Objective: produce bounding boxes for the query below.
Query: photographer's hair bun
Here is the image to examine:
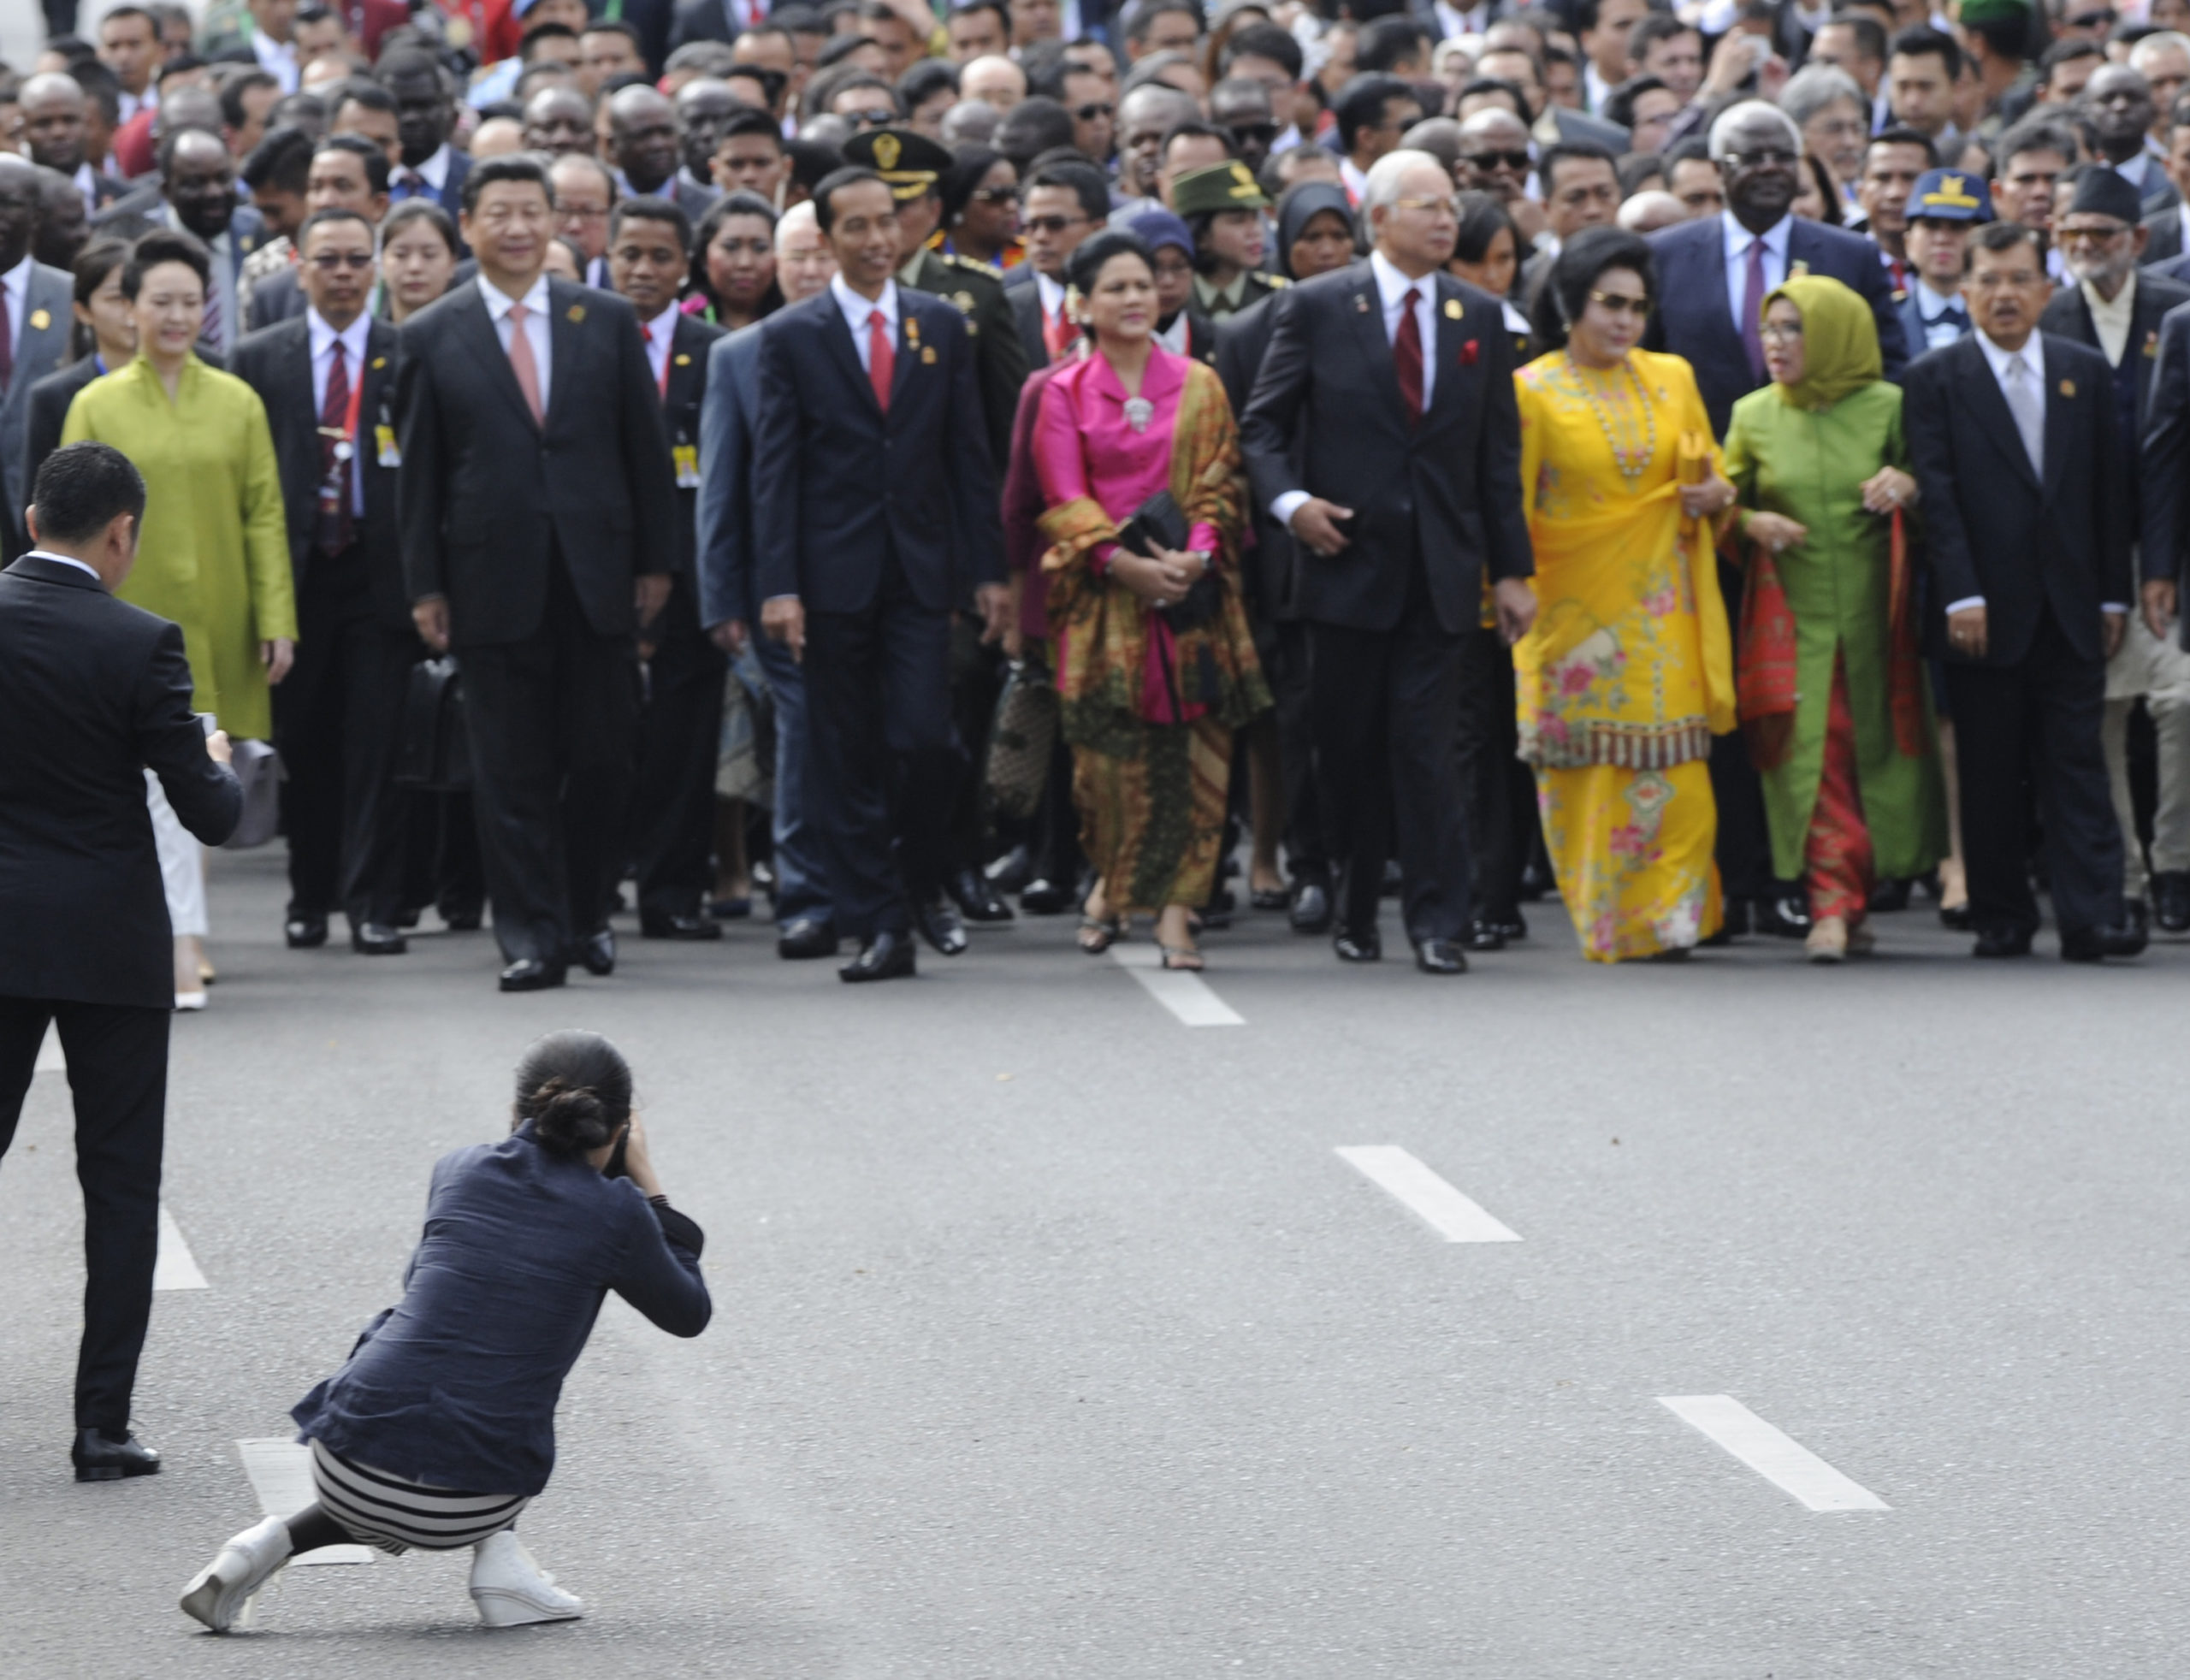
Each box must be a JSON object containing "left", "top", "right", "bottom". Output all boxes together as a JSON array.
[{"left": 512, "top": 1031, "right": 633, "bottom": 1154}]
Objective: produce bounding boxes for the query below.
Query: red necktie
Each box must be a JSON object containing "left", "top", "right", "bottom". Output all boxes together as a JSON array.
[
  {"left": 642, "top": 322, "right": 670, "bottom": 399},
  {"left": 316, "top": 340, "right": 353, "bottom": 553},
  {"left": 1043, "top": 299, "right": 1071, "bottom": 361},
  {"left": 867, "top": 309, "right": 894, "bottom": 414},
  {"left": 1394, "top": 286, "right": 1423, "bottom": 424}
]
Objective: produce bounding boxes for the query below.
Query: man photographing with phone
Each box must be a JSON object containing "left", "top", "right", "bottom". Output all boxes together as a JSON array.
[{"left": 0, "top": 442, "right": 241, "bottom": 1482}]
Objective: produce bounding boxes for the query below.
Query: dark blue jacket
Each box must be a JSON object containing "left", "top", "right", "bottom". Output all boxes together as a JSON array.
[
  {"left": 695, "top": 320, "right": 764, "bottom": 630},
  {"left": 291, "top": 1126, "right": 710, "bottom": 1495}
]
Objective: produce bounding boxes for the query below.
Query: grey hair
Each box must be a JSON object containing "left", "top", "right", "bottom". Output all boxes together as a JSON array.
[
  {"left": 2131, "top": 30, "right": 2190, "bottom": 68},
  {"left": 1362, "top": 147, "right": 1445, "bottom": 220},
  {"left": 1708, "top": 98, "right": 1803, "bottom": 163},
  {"left": 1778, "top": 65, "right": 1866, "bottom": 131}
]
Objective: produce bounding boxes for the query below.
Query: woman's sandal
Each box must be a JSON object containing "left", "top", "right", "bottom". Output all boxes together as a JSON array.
[
  {"left": 1078, "top": 914, "right": 1124, "bottom": 954},
  {"left": 1158, "top": 944, "right": 1204, "bottom": 971}
]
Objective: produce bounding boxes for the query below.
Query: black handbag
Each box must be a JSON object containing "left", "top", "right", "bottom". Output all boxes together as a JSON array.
[
  {"left": 393, "top": 655, "right": 472, "bottom": 791},
  {"left": 1116, "top": 489, "right": 1222, "bottom": 633}
]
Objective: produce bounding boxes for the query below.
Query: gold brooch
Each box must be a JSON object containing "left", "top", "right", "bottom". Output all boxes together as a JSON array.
[
  {"left": 370, "top": 355, "right": 388, "bottom": 370},
  {"left": 921, "top": 346, "right": 937, "bottom": 364},
  {"left": 28, "top": 308, "right": 50, "bottom": 330},
  {"left": 566, "top": 305, "right": 585, "bottom": 322},
  {"left": 2058, "top": 378, "right": 2075, "bottom": 398},
  {"left": 674, "top": 352, "right": 691, "bottom": 365},
  {"left": 1443, "top": 299, "right": 1462, "bottom": 319}
]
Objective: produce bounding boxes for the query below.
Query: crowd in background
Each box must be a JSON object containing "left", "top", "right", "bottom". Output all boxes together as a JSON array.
[{"left": 6, "top": 0, "right": 2190, "bottom": 990}]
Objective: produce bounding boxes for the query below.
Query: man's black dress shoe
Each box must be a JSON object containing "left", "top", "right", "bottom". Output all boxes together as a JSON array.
[
  {"left": 1020, "top": 877, "right": 1074, "bottom": 914},
  {"left": 73, "top": 1427, "right": 160, "bottom": 1482},
  {"left": 395, "top": 905, "right": 423, "bottom": 930},
  {"left": 1414, "top": 938, "right": 1469, "bottom": 974},
  {"left": 284, "top": 915, "right": 328, "bottom": 949},
  {"left": 778, "top": 915, "right": 839, "bottom": 960},
  {"left": 1334, "top": 924, "right": 1382, "bottom": 962},
  {"left": 2061, "top": 920, "right": 2149, "bottom": 962},
  {"left": 1484, "top": 911, "right": 1527, "bottom": 942},
  {"left": 499, "top": 958, "right": 567, "bottom": 991},
  {"left": 1289, "top": 879, "right": 1332, "bottom": 934},
  {"left": 1972, "top": 927, "right": 2034, "bottom": 958},
  {"left": 642, "top": 912, "right": 723, "bottom": 940},
  {"left": 914, "top": 896, "right": 969, "bottom": 955},
  {"left": 986, "top": 843, "right": 1033, "bottom": 895},
  {"left": 440, "top": 900, "right": 484, "bottom": 932},
  {"left": 840, "top": 930, "right": 916, "bottom": 981},
  {"left": 577, "top": 928, "right": 616, "bottom": 975},
  {"left": 1868, "top": 877, "right": 1913, "bottom": 914},
  {"left": 351, "top": 923, "right": 407, "bottom": 955},
  {"left": 1464, "top": 920, "right": 1506, "bottom": 952},
  {"left": 1751, "top": 896, "right": 1811, "bottom": 938},
  {"left": 2153, "top": 870, "right": 2190, "bottom": 934},
  {"left": 948, "top": 867, "right": 1015, "bottom": 923}
]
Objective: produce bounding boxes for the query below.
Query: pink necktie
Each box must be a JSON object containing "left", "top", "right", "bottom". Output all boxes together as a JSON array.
[{"left": 506, "top": 301, "right": 543, "bottom": 425}]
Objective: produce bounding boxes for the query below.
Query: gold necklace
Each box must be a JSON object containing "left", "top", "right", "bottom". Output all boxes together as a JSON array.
[{"left": 1566, "top": 351, "right": 1656, "bottom": 488}]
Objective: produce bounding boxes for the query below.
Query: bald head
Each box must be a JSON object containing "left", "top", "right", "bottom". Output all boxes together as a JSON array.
[
  {"left": 20, "top": 72, "right": 90, "bottom": 174},
  {"left": 0, "top": 155, "right": 39, "bottom": 273},
  {"left": 607, "top": 83, "right": 679, "bottom": 194},
  {"left": 961, "top": 55, "right": 1027, "bottom": 109},
  {"left": 524, "top": 86, "right": 596, "bottom": 156}
]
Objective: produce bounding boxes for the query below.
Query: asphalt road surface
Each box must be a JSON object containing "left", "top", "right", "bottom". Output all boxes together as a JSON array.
[{"left": 5, "top": 847, "right": 2187, "bottom": 1678}]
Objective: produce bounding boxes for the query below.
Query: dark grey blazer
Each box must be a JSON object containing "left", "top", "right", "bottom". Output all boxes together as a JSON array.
[{"left": 1, "top": 260, "right": 77, "bottom": 551}]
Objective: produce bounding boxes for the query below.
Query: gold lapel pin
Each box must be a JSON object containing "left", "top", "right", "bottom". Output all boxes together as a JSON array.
[
  {"left": 566, "top": 304, "right": 585, "bottom": 322},
  {"left": 905, "top": 316, "right": 920, "bottom": 345},
  {"left": 674, "top": 352, "right": 691, "bottom": 365},
  {"left": 28, "top": 308, "right": 50, "bottom": 331},
  {"left": 1443, "top": 298, "right": 1462, "bottom": 320},
  {"left": 2058, "top": 378, "right": 2075, "bottom": 398},
  {"left": 370, "top": 355, "right": 388, "bottom": 370},
  {"left": 921, "top": 346, "right": 938, "bottom": 364}
]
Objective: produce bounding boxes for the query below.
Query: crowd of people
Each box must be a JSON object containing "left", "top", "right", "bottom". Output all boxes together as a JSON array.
[{"left": 4, "top": 0, "right": 2189, "bottom": 985}]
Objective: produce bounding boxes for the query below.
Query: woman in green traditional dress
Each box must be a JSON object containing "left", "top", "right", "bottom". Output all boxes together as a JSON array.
[{"left": 1720, "top": 275, "right": 1946, "bottom": 962}]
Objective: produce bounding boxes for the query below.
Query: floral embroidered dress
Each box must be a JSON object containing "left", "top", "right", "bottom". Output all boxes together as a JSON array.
[
  {"left": 1512, "top": 347, "right": 1736, "bottom": 961},
  {"left": 1030, "top": 346, "right": 1269, "bottom": 912}
]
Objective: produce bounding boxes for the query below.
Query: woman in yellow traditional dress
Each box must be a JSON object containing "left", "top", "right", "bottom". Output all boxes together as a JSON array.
[
  {"left": 1512, "top": 227, "right": 1737, "bottom": 961},
  {"left": 62, "top": 229, "right": 294, "bottom": 1003}
]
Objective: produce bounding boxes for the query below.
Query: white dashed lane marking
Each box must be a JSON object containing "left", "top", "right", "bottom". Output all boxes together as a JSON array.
[
  {"left": 1335, "top": 1145, "right": 1523, "bottom": 1242},
  {"left": 34, "top": 1026, "right": 63, "bottom": 1074},
  {"left": 154, "top": 1204, "right": 209, "bottom": 1292},
  {"left": 1658, "top": 1395, "right": 1891, "bottom": 1511},
  {"left": 1109, "top": 944, "right": 1245, "bottom": 1026}
]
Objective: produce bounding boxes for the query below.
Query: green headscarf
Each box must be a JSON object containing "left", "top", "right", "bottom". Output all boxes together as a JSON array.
[{"left": 1762, "top": 274, "right": 1881, "bottom": 411}]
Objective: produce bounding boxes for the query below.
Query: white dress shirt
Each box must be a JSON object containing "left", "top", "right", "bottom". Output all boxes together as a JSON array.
[
  {"left": 1722, "top": 211, "right": 1793, "bottom": 335},
  {"left": 72, "top": 161, "right": 102, "bottom": 217},
  {"left": 2082, "top": 269, "right": 2137, "bottom": 368},
  {"left": 1032, "top": 267, "right": 1067, "bottom": 334},
  {"left": 1912, "top": 277, "right": 1968, "bottom": 352},
  {"left": 252, "top": 28, "right": 300, "bottom": 95},
  {"left": 0, "top": 253, "right": 30, "bottom": 365},
  {"left": 308, "top": 308, "right": 373, "bottom": 516},
  {"left": 394, "top": 144, "right": 453, "bottom": 199},
  {"left": 27, "top": 549, "right": 100, "bottom": 582},
  {"left": 831, "top": 272, "right": 900, "bottom": 376},
  {"left": 1340, "top": 156, "right": 1370, "bottom": 206},
  {"left": 1270, "top": 251, "right": 1440, "bottom": 526},
  {"left": 640, "top": 300, "right": 682, "bottom": 390},
  {"left": 2113, "top": 151, "right": 2156, "bottom": 197},
  {"left": 478, "top": 272, "right": 553, "bottom": 411}
]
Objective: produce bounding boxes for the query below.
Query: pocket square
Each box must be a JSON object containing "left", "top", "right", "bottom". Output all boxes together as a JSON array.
[{"left": 1459, "top": 339, "right": 1480, "bottom": 367}]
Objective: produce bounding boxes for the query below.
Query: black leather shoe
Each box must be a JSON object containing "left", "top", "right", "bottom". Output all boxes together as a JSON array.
[
  {"left": 948, "top": 867, "right": 1015, "bottom": 923},
  {"left": 778, "top": 915, "right": 839, "bottom": 960},
  {"left": 641, "top": 912, "right": 724, "bottom": 940},
  {"left": 1334, "top": 924, "right": 1382, "bottom": 962},
  {"left": 840, "top": 930, "right": 916, "bottom": 982},
  {"left": 1486, "top": 912, "right": 1527, "bottom": 942},
  {"left": 1464, "top": 920, "right": 1506, "bottom": 952},
  {"left": 2061, "top": 920, "right": 2149, "bottom": 962},
  {"left": 1938, "top": 901, "right": 1973, "bottom": 932},
  {"left": 1289, "top": 879, "right": 1332, "bottom": 934},
  {"left": 577, "top": 928, "right": 616, "bottom": 975},
  {"left": 914, "top": 895, "right": 969, "bottom": 955},
  {"left": 1972, "top": 927, "right": 2034, "bottom": 958},
  {"left": 284, "top": 915, "right": 328, "bottom": 949},
  {"left": 440, "top": 900, "right": 483, "bottom": 932},
  {"left": 1868, "top": 877, "right": 1913, "bottom": 914},
  {"left": 394, "top": 904, "right": 423, "bottom": 930},
  {"left": 499, "top": 958, "right": 567, "bottom": 991},
  {"left": 73, "top": 1427, "right": 160, "bottom": 1482},
  {"left": 2153, "top": 870, "right": 2190, "bottom": 934},
  {"left": 1020, "top": 877, "right": 1074, "bottom": 914},
  {"left": 1414, "top": 938, "right": 1469, "bottom": 974},
  {"left": 1751, "top": 896, "right": 1811, "bottom": 938},
  {"left": 350, "top": 923, "right": 407, "bottom": 955},
  {"left": 986, "top": 843, "right": 1033, "bottom": 895}
]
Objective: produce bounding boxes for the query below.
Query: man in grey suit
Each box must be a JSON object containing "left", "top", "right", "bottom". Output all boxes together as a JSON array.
[{"left": 0, "top": 157, "right": 78, "bottom": 564}]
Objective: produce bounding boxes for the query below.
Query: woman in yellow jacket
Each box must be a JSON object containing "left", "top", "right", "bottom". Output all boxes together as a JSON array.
[{"left": 62, "top": 229, "right": 293, "bottom": 1004}]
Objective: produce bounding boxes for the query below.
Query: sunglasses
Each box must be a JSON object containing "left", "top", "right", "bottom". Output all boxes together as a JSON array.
[
  {"left": 970, "top": 184, "right": 1021, "bottom": 204},
  {"left": 1023, "top": 213, "right": 1087, "bottom": 234},
  {"left": 1464, "top": 148, "right": 1531, "bottom": 171},
  {"left": 1589, "top": 290, "right": 1652, "bottom": 316},
  {"left": 844, "top": 107, "right": 897, "bottom": 127},
  {"left": 307, "top": 251, "right": 376, "bottom": 270},
  {"left": 1226, "top": 121, "right": 1280, "bottom": 145},
  {"left": 1073, "top": 101, "right": 1115, "bottom": 121}
]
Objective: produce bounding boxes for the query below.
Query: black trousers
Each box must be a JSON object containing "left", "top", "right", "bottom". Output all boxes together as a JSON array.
[
  {"left": 274, "top": 558, "right": 417, "bottom": 928},
  {"left": 1946, "top": 610, "right": 2124, "bottom": 939},
  {"left": 0, "top": 997, "right": 169, "bottom": 1432},
  {"left": 459, "top": 562, "right": 639, "bottom": 966},
  {"left": 1308, "top": 602, "right": 1472, "bottom": 945},
  {"left": 630, "top": 619, "right": 727, "bottom": 920},
  {"left": 1454, "top": 624, "right": 1536, "bottom": 924},
  {"left": 1266, "top": 617, "right": 1326, "bottom": 883},
  {"left": 803, "top": 564, "right": 956, "bottom": 941}
]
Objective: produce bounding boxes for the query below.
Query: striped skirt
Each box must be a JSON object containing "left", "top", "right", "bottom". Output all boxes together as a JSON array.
[{"left": 308, "top": 1439, "right": 530, "bottom": 1555}]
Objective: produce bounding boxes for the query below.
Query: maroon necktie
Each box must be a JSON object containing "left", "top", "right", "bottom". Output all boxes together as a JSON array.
[
  {"left": 1741, "top": 239, "right": 1768, "bottom": 385},
  {"left": 1394, "top": 286, "right": 1423, "bottom": 424},
  {"left": 316, "top": 340, "right": 353, "bottom": 553}
]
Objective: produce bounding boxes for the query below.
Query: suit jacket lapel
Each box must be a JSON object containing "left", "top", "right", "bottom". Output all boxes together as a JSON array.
[
  {"left": 453, "top": 286, "right": 541, "bottom": 434},
  {"left": 821, "top": 299, "right": 881, "bottom": 417},
  {"left": 1959, "top": 337, "right": 2041, "bottom": 493},
  {"left": 1344, "top": 264, "right": 1408, "bottom": 425},
  {"left": 2041, "top": 337, "right": 2075, "bottom": 506},
  {"left": 543, "top": 279, "right": 582, "bottom": 432},
  {"left": 1427, "top": 273, "right": 1467, "bottom": 421},
  {"left": 1696, "top": 222, "right": 1747, "bottom": 364},
  {"left": 9, "top": 269, "right": 71, "bottom": 399},
  {"left": 888, "top": 299, "right": 916, "bottom": 417}
]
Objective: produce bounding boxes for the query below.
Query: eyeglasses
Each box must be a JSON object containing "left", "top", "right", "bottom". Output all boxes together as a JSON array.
[
  {"left": 1464, "top": 148, "right": 1531, "bottom": 171},
  {"left": 2068, "top": 8, "right": 2117, "bottom": 24},
  {"left": 559, "top": 204, "right": 610, "bottom": 222},
  {"left": 1760, "top": 321, "right": 1802, "bottom": 342},
  {"left": 1394, "top": 194, "right": 1461, "bottom": 216},
  {"left": 1725, "top": 147, "right": 1798, "bottom": 168},
  {"left": 844, "top": 107, "right": 897, "bottom": 127},
  {"left": 970, "top": 184, "right": 1021, "bottom": 204},
  {"left": 1226, "top": 121, "right": 1279, "bottom": 145},
  {"left": 1073, "top": 101, "right": 1115, "bottom": 121},
  {"left": 2057, "top": 222, "right": 2132, "bottom": 244},
  {"left": 307, "top": 251, "right": 376, "bottom": 270},
  {"left": 1024, "top": 212, "right": 1088, "bottom": 234},
  {"left": 1588, "top": 290, "right": 1651, "bottom": 316}
]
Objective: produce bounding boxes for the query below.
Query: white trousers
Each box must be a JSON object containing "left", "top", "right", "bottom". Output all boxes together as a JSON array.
[{"left": 145, "top": 769, "right": 208, "bottom": 938}]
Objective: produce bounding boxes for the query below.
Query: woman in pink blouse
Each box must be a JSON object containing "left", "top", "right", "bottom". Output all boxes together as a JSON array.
[{"left": 1024, "top": 231, "right": 1271, "bottom": 970}]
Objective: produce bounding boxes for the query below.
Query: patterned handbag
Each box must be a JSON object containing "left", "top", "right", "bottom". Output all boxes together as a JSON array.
[{"left": 983, "top": 648, "right": 1058, "bottom": 821}]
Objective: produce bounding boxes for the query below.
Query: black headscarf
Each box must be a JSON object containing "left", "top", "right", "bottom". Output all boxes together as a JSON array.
[{"left": 1273, "top": 180, "right": 1355, "bottom": 280}]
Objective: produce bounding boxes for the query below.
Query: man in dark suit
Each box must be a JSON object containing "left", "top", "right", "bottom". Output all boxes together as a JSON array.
[
  {"left": 751, "top": 166, "right": 1009, "bottom": 981},
  {"left": 695, "top": 199, "right": 840, "bottom": 961},
  {"left": 0, "top": 157, "right": 77, "bottom": 564},
  {"left": 2129, "top": 287, "right": 2190, "bottom": 934},
  {"left": 1645, "top": 100, "right": 1906, "bottom": 938},
  {"left": 234, "top": 208, "right": 417, "bottom": 958},
  {"left": 607, "top": 86, "right": 719, "bottom": 225},
  {"left": 0, "top": 443, "right": 240, "bottom": 1480},
  {"left": 605, "top": 196, "right": 729, "bottom": 943},
  {"left": 1905, "top": 221, "right": 2144, "bottom": 961},
  {"left": 1006, "top": 159, "right": 1110, "bottom": 379},
  {"left": 1241, "top": 149, "right": 1536, "bottom": 974},
  {"left": 378, "top": 50, "right": 474, "bottom": 244},
  {"left": 398, "top": 154, "right": 678, "bottom": 991}
]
